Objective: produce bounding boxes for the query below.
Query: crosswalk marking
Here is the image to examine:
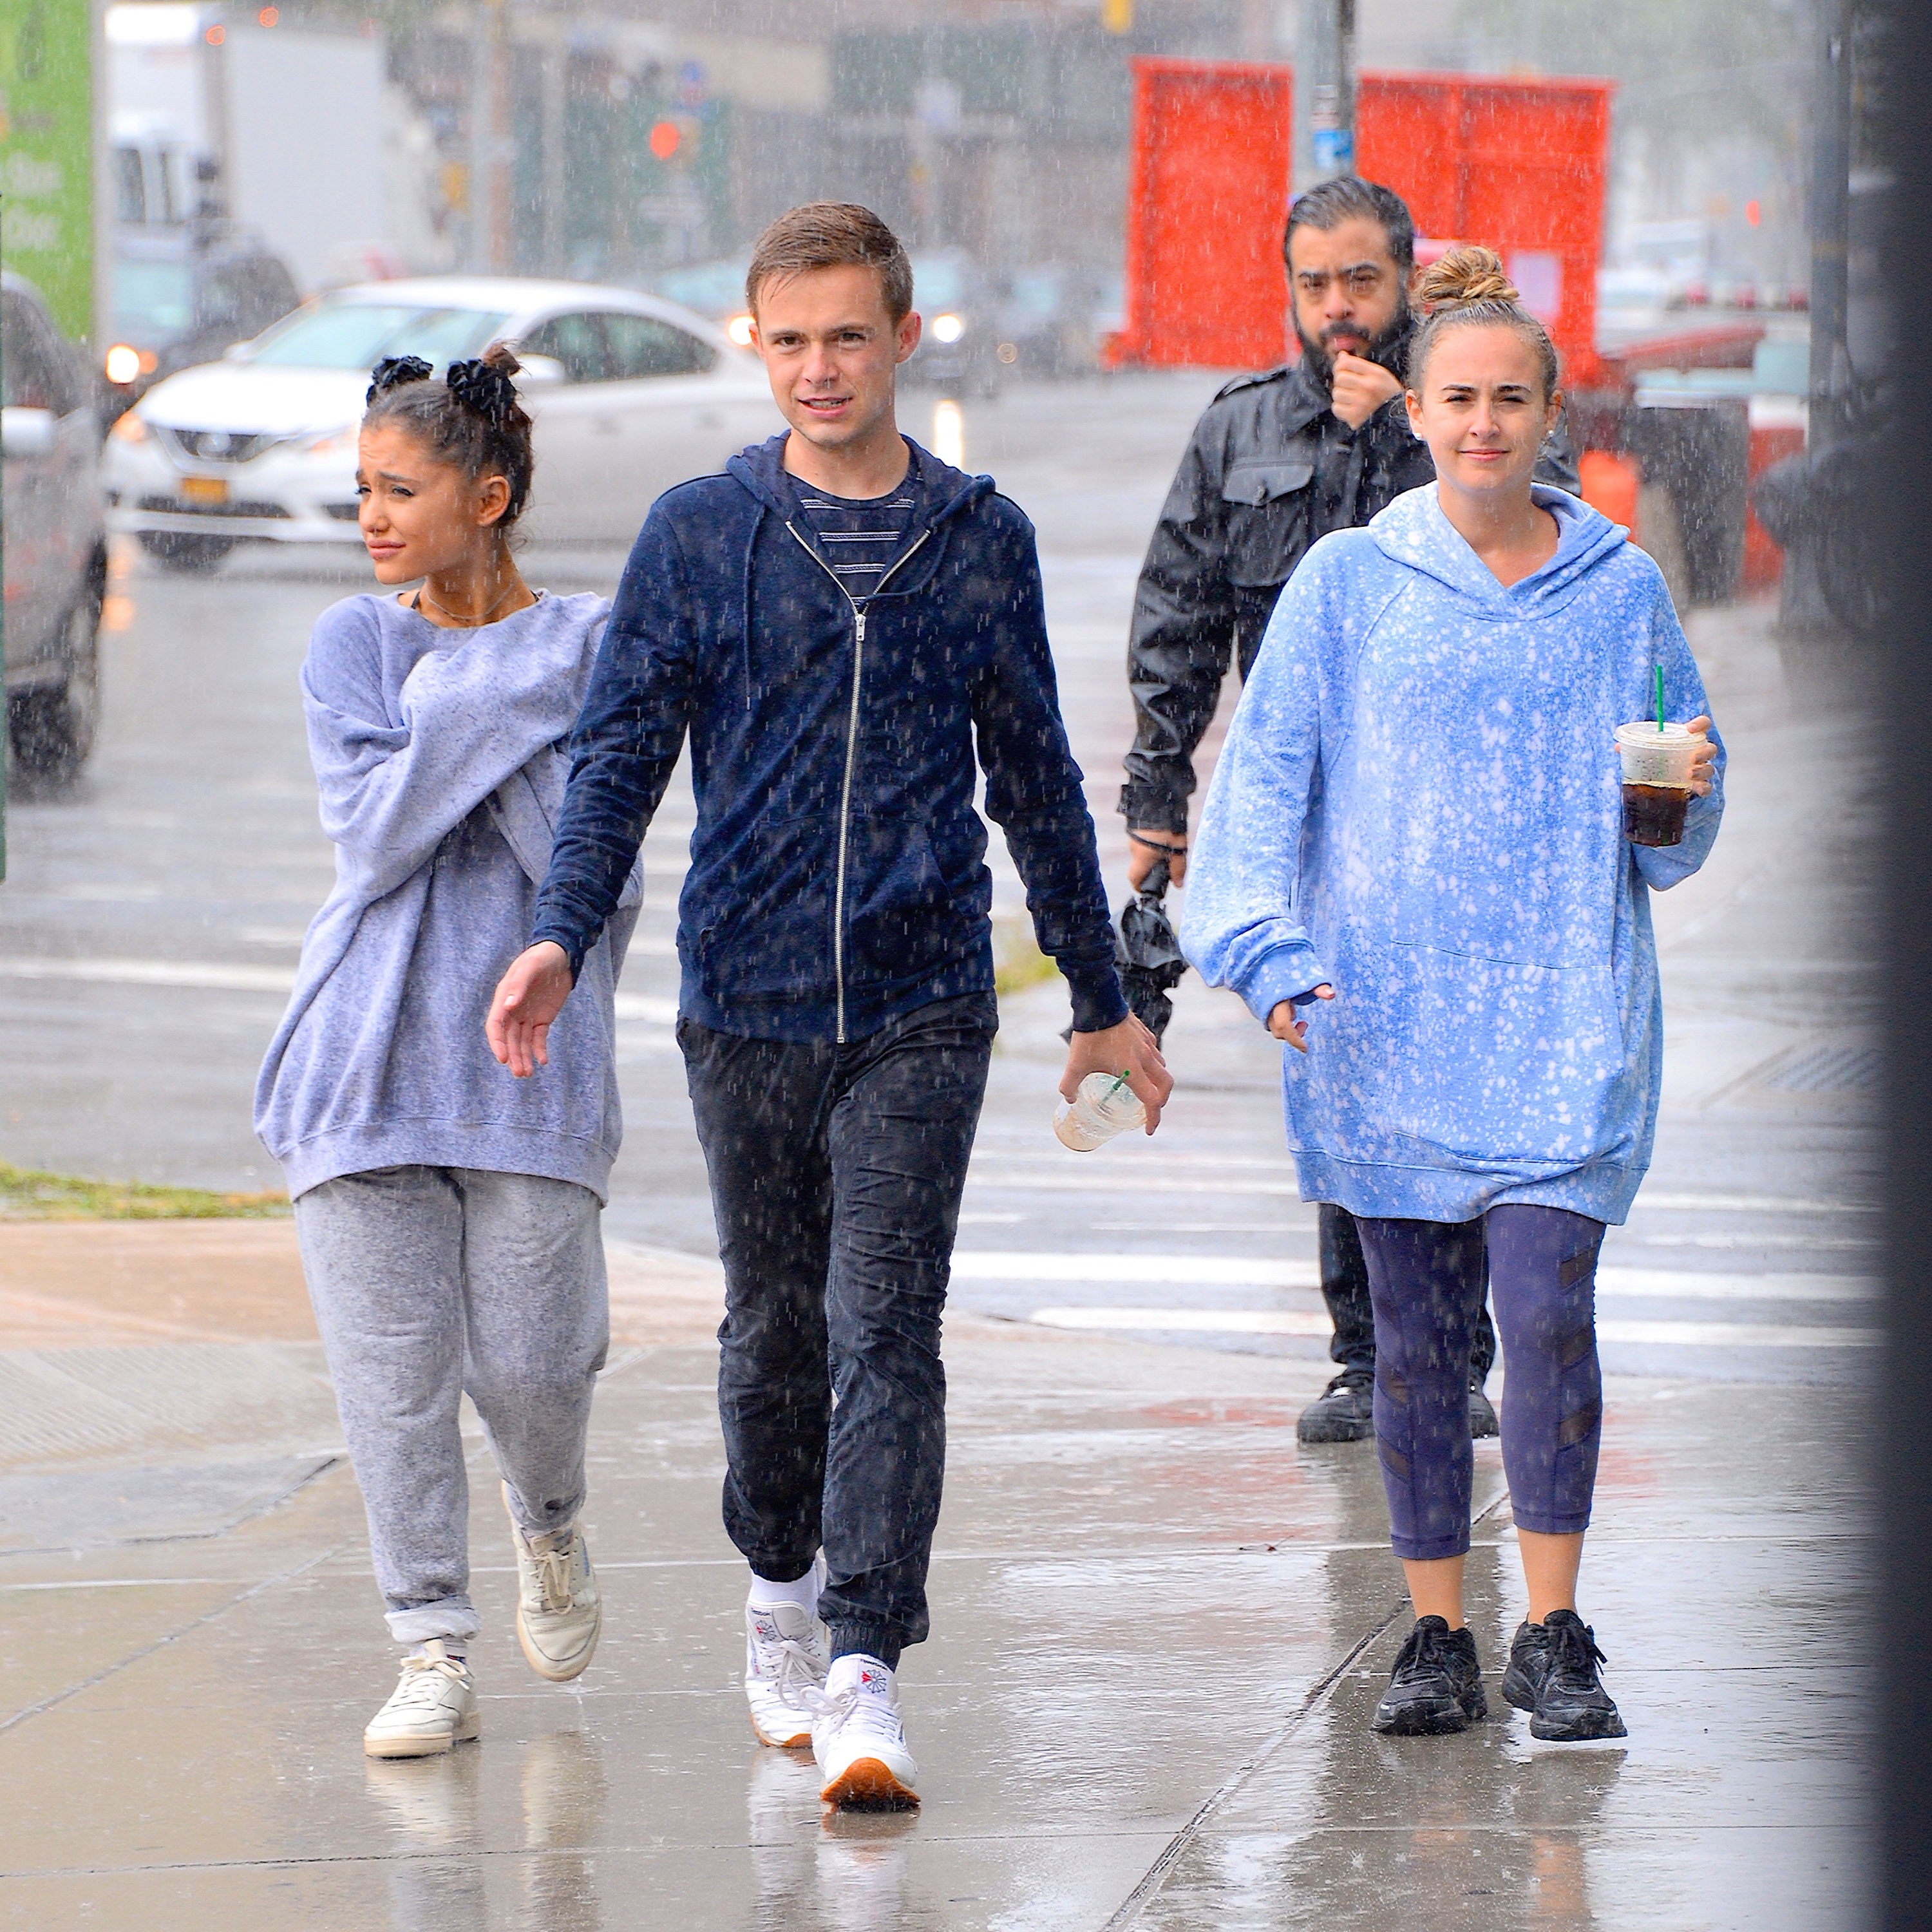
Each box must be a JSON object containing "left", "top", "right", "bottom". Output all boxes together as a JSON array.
[
  {"left": 0, "top": 955, "right": 678, "bottom": 1024},
  {"left": 951, "top": 1251, "right": 1877, "bottom": 1304},
  {"left": 1027, "top": 1307, "right": 1881, "bottom": 1348}
]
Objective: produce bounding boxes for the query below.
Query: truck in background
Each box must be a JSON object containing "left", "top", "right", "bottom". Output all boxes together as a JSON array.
[{"left": 107, "top": 6, "right": 436, "bottom": 295}]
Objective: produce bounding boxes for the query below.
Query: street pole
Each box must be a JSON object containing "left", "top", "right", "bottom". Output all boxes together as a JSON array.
[
  {"left": 1294, "top": 0, "right": 1356, "bottom": 194},
  {"left": 1780, "top": 0, "right": 1854, "bottom": 634},
  {"left": 1807, "top": 0, "right": 1853, "bottom": 453}
]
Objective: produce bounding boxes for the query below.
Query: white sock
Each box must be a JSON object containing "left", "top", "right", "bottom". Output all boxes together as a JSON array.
[
  {"left": 748, "top": 1567, "right": 820, "bottom": 1615},
  {"left": 826, "top": 1653, "right": 893, "bottom": 1698}
]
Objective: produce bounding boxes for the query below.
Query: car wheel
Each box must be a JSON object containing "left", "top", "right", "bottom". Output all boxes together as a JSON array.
[
  {"left": 8, "top": 579, "right": 102, "bottom": 781},
  {"left": 139, "top": 531, "right": 236, "bottom": 573}
]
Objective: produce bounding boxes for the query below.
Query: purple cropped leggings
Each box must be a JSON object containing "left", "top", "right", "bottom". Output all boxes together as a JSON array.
[{"left": 1352, "top": 1206, "right": 1605, "bottom": 1562}]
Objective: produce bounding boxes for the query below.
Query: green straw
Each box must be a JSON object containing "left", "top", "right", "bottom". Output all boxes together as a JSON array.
[{"left": 1654, "top": 663, "right": 1665, "bottom": 733}]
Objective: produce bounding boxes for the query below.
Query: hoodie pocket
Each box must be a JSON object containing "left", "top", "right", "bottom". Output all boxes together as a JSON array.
[
  {"left": 1322, "top": 939, "right": 1626, "bottom": 1166},
  {"left": 842, "top": 811, "right": 989, "bottom": 990},
  {"left": 690, "top": 811, "right": 835, "bottom": 1003}
]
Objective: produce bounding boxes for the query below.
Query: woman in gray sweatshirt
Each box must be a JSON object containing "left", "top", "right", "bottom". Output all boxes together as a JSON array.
[{"left": 254, "top": 348, "right": 638, "bottom": 1757}]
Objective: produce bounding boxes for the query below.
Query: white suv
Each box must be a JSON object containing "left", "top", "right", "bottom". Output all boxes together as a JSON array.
[{"left": 3, "top": 271, "right": 106, "bottom": 780}]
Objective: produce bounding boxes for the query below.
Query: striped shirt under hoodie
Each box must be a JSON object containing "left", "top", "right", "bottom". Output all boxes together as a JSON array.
[{"left": 793, "top": 474, "right": 920, "bottom": 598}]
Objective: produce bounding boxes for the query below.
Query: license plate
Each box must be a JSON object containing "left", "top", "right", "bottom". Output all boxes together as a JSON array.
[{"left": 180, "top": 476, "right": 228, "bottom": 506}]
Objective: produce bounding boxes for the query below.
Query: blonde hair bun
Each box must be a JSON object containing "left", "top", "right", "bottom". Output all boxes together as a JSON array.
[{"left": 1416, "top": 244, "right": 1519, "bottom": 312}]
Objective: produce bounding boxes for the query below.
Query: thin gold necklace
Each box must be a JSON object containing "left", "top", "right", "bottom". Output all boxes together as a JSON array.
[{"left": 413, "top": 576, "right": 526, "bottom": 627}]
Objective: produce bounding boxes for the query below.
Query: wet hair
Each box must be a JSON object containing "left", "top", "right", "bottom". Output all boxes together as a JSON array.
[
  {"left": 746, "top": 202, "right": 914, "bottom": 323},
  {"left": 1406, "top": 245, "right": 1560, "bottom": 404},
  {"left": 1283, "top": 176, "right": 1416, "bottom": 276},
  {"left": 361, "top": 341, "right": 535, "bottom": 529}
]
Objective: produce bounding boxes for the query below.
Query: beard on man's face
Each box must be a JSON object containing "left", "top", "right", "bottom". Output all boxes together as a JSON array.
[{"left": 1295, "top": 292, "right": 1412, "bottom": 384}]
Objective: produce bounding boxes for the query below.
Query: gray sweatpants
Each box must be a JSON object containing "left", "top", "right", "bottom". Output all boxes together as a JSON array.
[{"left": 294, "top": 1166, "right": 609, "bottom": 1645}]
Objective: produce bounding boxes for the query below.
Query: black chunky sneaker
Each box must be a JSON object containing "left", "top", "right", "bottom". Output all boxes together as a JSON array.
[
  {"left": 1371, "top": 1615, "right": 1488, "bottom": 1735},
  {"left": 1502, "top": 1609, "right": 1627, "bottom": 1741},
  {"left": 1297, "top": 1369, "right": 1375, "bottom": 1444},
  {"left": 1468, "top": 1381, "right": 1499, "bottom": 1439}
]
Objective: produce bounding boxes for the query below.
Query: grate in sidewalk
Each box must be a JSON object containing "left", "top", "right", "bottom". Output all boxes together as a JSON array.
[{"left": 1755, "top": 1043, "right": 1882, "bottom": 1095}]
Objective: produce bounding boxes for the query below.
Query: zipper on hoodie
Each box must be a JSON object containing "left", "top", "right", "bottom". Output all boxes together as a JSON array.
[{"left": 785, "top": 520, "right": 931, "bottom": 1043}]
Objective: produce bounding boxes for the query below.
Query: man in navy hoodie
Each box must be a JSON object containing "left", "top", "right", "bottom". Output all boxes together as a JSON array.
[{"left": 488, "top": 202, "right": 1170, "bottom": 1809}]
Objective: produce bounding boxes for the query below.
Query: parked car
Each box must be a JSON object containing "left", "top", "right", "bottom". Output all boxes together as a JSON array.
[
  {"left": 103, "top": 223, "right": 300, "bottom": 405},
  {"left": 104, "top": 276, "right": 782, "bottom": 571},
  {"left": 994, "top": 263, "right": 1104, "bottom": 379},
  {"left": 903, "top": 251, "right": 1001, "bottom": 397},
  {"left": 3, "top": 272, "right": 107, "bottom": 779}
]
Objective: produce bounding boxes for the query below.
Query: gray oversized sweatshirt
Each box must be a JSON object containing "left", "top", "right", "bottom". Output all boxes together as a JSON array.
[{"left": 254, "top": 591, "right": 639, "bottom": 1200}]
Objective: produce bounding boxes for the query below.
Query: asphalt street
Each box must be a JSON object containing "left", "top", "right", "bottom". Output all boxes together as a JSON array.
[{"left": 0, "top": 372, "right": 1882, "bottom": 1384}]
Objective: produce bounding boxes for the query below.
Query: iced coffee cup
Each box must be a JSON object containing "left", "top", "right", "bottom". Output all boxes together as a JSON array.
[{"left": 1615, "top": 721, "right": 1707, "bottom": 848}]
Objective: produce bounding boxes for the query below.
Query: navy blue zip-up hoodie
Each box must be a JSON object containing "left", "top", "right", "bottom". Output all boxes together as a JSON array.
[{"left": 531, "top": 435, "right": 1129, "bottom": 1045}]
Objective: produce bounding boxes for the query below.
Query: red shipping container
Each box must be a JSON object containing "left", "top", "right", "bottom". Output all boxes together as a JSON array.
[{"left": 1110, "top": 57, "right": 1615, "bottom": 384}]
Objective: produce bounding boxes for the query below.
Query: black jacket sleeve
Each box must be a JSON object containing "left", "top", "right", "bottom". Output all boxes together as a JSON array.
[{"left": 1119, "top": 420, "right": 1236, "bottom": 836}]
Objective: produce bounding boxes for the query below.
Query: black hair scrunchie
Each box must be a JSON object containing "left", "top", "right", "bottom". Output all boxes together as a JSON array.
[
  {"left": 366, "top": 355, "right": 433, "bottom": 404},
  {"left": 445, "top": 357, "right": 518, "bottom": 426}
]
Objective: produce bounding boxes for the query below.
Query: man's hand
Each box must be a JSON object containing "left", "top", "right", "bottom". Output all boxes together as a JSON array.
[
  {"left": 1329, "top": 351, "right": 1404, "bottom": 431},
  {"left": 1062, "top": 1012, "right": 1173, "bottom": 1133},
  {"left": 487, "top": 942, "right": 574, "bottom": 1079},
  {"left": 1267, "top": 985, "right": 1335, "bottom": 1054},
  {"left": 1127, "top": 828, "right": 1188, "bottom": 891}
]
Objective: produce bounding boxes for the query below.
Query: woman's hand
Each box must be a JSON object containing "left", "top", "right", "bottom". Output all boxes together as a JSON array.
[
  {"left": 1613, "top": 715, "right": 1718, "bottom": 796},
  {"left": 486, "top": 942, "right": 574, "bottom": 1077},
  {"left": 1685, "top": 715, "right": 1718, "bottom": 796},
  {"left": 1267, "top": 985, "right": 1334, "bottom": 1053}
]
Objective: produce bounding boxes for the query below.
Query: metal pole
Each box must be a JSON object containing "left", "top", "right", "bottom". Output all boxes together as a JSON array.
[
  {"left": 1807, "top": 0, "right": 1853, "bottom": 452},
  {"left": 1780, "top": 0, "right": 1855, "bottom": 634},
  {"left": 467, "top": 7, "right": 488, "bottom": 270},
  {"left": 540, "top": 30, "right": 566, "bottom": 278},
  {"left": 1294, "top": 0, "right": 1356, "bottom": 194}
]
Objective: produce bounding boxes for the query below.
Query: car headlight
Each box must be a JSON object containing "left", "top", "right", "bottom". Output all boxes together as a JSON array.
[
  {"left": 104, "top": 343, "right": 144, "bottom": 386},
  {"left": 110, "top": 410, "right": 149, "bottom": 444},
  {"left": 931, "top": 313, "right": 965, "bottom": 345},
  {"left": 726, "top": 313, "right": 755, "bottom": 348}
]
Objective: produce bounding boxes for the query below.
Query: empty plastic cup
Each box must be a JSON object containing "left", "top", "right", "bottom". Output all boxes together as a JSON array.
[{"left": 1053, "top": 1072, "right": 1147, "bottom": 1151}]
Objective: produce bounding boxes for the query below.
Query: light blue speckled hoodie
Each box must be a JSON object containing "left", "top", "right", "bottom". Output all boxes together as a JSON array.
[
  {"left": 1181, "top": 484, "right": 1724, "bottom": 1225},
  {"left": 254, "top": 591, "right": 640, "bottom": 1201}
]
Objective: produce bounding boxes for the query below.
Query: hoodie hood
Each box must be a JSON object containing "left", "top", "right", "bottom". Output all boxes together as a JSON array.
[
  {"left": 1370, "top": 482, "right": 1627, "bottom": 618},
  {"left": 725, "top": 432, "right": 994, "bottom": 537}
]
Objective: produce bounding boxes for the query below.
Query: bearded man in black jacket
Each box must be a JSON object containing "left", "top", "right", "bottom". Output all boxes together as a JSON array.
[{"left": 1121, "top": 176, "right": 1580, "bottom": 1446}]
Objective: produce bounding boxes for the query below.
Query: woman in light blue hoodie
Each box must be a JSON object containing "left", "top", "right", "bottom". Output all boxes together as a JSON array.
[
  {"left": 255, "top": 350, "right": 636, "bottom": 1759},
  {"left": 1182, "top": 249, "right": 1722, "bottom": 1745}
]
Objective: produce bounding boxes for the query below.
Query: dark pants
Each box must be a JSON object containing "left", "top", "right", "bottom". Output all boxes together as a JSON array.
[
  {"left": 679, "top": 993, "right": 996, "bottom": 1671},
  {"left": 1353, "top": 1206, "right": 1605, "bottom": 1560},
  {"left": 1321, "top": 1201, "right": 1496, "bottom": 1383}
]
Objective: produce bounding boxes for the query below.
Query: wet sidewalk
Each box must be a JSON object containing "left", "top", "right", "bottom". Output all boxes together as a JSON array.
[{"left": 0, "top": 1276, "right": 1867, "bottom": 1931}]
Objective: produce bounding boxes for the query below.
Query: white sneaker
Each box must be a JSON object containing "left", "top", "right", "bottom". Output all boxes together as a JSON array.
[
  {"left": 363, "top": 1640, "right": 480, "bottom": 1759},
  {"left": 744, "top": 1566, "right": 830, "bottom": 1748},
  {"left": 811, "top": 1655, "right": 919, "bottom": 1809},
  {"left": 506, "top": 1482, "right": 601, "bottom": 1682}
]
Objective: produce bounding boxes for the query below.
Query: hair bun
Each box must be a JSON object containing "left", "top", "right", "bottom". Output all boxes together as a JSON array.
[
  {"left": 445, "top": 354, "right": 521, "bottom": 426},
  {"left": 366, "top": 354, "right": 433, "bottom": 404},
  {"left": 1416, "top": 245, "right": 1519, "bottom": 313}
]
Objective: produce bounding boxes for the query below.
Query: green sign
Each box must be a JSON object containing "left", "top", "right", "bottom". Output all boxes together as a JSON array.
[{"left": 1, "top": 0, "right": 95, "bottom": 343}]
